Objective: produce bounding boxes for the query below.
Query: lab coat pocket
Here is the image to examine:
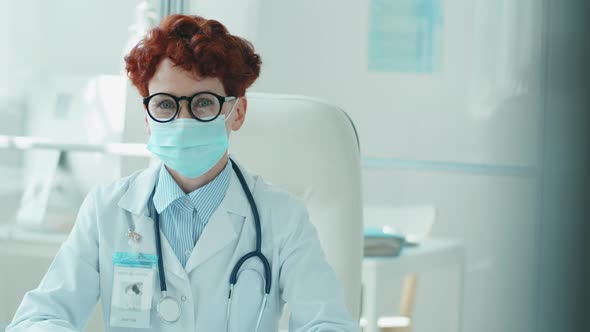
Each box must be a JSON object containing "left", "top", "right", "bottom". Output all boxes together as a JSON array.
[{"left": 229, "top": 268, "right": 265, "bottom": 332}]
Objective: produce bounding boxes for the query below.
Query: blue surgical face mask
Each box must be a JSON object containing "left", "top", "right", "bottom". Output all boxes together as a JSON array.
[{"left": 147, "top": 98, "right": 239, "bottom": 179}]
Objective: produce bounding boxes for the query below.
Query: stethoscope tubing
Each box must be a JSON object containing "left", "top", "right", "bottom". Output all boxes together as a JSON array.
[
  {"left": 229, "top": 160, "right": 272, "bottom": 294},
  {"left": 152, "top": 158, "right": 272, "bottom": 307}
]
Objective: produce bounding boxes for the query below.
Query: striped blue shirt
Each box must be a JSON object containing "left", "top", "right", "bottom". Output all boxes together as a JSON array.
[{"left": 148, "top": 161, "right": 232, "bottom": 267}]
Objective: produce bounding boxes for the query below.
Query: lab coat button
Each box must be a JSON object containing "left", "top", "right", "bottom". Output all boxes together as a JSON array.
[{"left": 181, "top": 295, "right": 187, "bottom": 302}]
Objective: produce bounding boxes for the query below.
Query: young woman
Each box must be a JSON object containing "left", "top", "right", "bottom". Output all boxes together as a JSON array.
[{"left": 8, "top": 14, "right": 357, "bottom": 332}]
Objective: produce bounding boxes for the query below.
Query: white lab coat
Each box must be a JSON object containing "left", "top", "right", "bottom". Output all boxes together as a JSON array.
[{"left": 7, "top": 160, "right": 357, "bottom": 331}]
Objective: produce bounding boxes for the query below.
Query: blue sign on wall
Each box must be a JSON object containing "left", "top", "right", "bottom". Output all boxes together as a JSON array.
[{"left": 369, "top": 0, "right": 443, "bottom": 72}]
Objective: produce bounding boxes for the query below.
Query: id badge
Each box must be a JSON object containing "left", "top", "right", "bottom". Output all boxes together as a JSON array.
[{"left": 110, "top": 252, "right": 158, "bottom": 329}]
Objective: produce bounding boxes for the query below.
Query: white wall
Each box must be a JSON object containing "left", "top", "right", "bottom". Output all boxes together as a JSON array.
[
  {"left": 34, "top": 0, "right": 145, "bottom": 77},
  {"left": 239, "top": 0, "right": 540, "bottom": 166},
  {"left": 0, "top": 0, "right": 144, "bottom": 89},
  {"left": 0, "top": 0, "right": 144, "bottom": 134},
  {"left": 191, "top": 1, "right": 545, "bottom": 331}
]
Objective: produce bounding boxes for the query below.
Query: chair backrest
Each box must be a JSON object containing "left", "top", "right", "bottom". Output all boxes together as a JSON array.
[{"left": 230, "top": 93, "right": 363, "bottom": 318}]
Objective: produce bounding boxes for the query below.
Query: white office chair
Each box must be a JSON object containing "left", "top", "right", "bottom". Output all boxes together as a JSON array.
[{"left": 230, "top": 92, "right": 364, "bottom": 323}]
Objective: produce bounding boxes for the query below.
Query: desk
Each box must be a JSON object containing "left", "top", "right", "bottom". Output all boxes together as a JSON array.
[{"left": 362, "top": 239, "right": 465, "bottom": 332}]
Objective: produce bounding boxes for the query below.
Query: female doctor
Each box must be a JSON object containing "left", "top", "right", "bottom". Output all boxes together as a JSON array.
[{"left": 7, "top": 14, "right": 357, "bottom": 332}]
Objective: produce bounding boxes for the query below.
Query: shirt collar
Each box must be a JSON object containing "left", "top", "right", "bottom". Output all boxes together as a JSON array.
[{"left": 153, "top": 161, "right": 232, "bottom": 222}]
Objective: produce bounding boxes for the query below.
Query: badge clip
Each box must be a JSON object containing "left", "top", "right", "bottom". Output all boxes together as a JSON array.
[{"left": 127, "top": 229, "right": 142, "bottom": 242}]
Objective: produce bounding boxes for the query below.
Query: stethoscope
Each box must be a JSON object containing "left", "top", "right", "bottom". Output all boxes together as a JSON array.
[{"left": 151, "top": 159, "right": 272, "bottom": 331}]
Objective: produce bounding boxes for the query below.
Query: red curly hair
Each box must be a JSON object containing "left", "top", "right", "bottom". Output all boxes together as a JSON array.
[{"left": 125, "top": 14, "right": 261, "bottom": 97}]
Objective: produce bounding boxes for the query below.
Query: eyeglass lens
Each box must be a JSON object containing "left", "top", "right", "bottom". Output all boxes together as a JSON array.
[{"left": 147, "top": 93, "right": 222, "bottom": 121}]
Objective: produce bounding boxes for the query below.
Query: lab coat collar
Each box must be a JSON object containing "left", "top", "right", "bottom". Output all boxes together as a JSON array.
[
  {"left": 118, "top": 161, "right": 162, "bottom": 217},
  {"left": 117, "top": 157, "right": 255, "bottom": 218},
  {"left": 117, "top": 157, "right": 258, "bottom": 274}
]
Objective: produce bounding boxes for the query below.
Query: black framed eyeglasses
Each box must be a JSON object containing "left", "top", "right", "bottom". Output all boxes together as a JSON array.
[{"left": 143, "top": 91, "right": 237, "bottom": 123}]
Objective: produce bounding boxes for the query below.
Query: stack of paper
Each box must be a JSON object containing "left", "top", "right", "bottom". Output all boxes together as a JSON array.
[{"left": 363, "top": 227, "right": 406, "bottom": 257}]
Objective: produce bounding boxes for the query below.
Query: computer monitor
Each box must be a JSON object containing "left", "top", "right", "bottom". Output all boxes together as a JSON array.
[{"left": 17, "top": 75, "right": 127, "bottom": 230}]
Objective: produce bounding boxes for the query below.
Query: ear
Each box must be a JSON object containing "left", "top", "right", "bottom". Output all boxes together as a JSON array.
[
  {"left": 145, "top": 113, "right": 151, "bottom": 135},
  {"left": 231, "top": 97, "right": 247, "bottom": 131}
]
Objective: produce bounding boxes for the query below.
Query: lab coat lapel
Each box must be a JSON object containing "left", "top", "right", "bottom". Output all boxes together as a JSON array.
[
  {"left": 128, "top": 215, "right": 186, "bottom": 279},
  {"left": 184, "top": 165, "right": 253, "bottom": 274},
  {"left": 184, "top": 208, "right": 237, "bottom": 274},
  {"left": 118, "top": 161, "right": 161, "bottom": 216},
  {"left": 131, "top": 215, "right": 156, "bottom": 254},
  {"left": 117, "top": 161, "right": 185, "bottom": 279},
  {"left": 117, "top": 162, "right": 160, "bottom": 254},
  {"left": 158, "top": 228, "right": 186, "bottom": 278}
]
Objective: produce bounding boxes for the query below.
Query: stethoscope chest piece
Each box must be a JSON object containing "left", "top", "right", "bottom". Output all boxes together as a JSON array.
[{"left": 157, "top": 295, "right": 181, "bottom": 323}]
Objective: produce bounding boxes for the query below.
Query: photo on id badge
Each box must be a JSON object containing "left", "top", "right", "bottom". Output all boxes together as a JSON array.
[{"left": 122, "top": 282, "right": 143, "bottom": 310}]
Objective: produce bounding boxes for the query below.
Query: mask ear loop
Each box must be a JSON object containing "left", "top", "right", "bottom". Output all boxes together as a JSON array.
[{"left": 224, "top": 97, "right": 240, "bottom": 122}]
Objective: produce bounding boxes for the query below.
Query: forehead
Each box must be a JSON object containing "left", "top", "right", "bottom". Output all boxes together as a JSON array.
[{"left": 148, "top": 58, "right": 225, "bottom": 96}]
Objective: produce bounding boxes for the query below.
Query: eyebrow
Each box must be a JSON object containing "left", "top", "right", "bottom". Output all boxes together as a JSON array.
[{"left": 157, "top": 91, "right": 217, "bottom": 97}]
